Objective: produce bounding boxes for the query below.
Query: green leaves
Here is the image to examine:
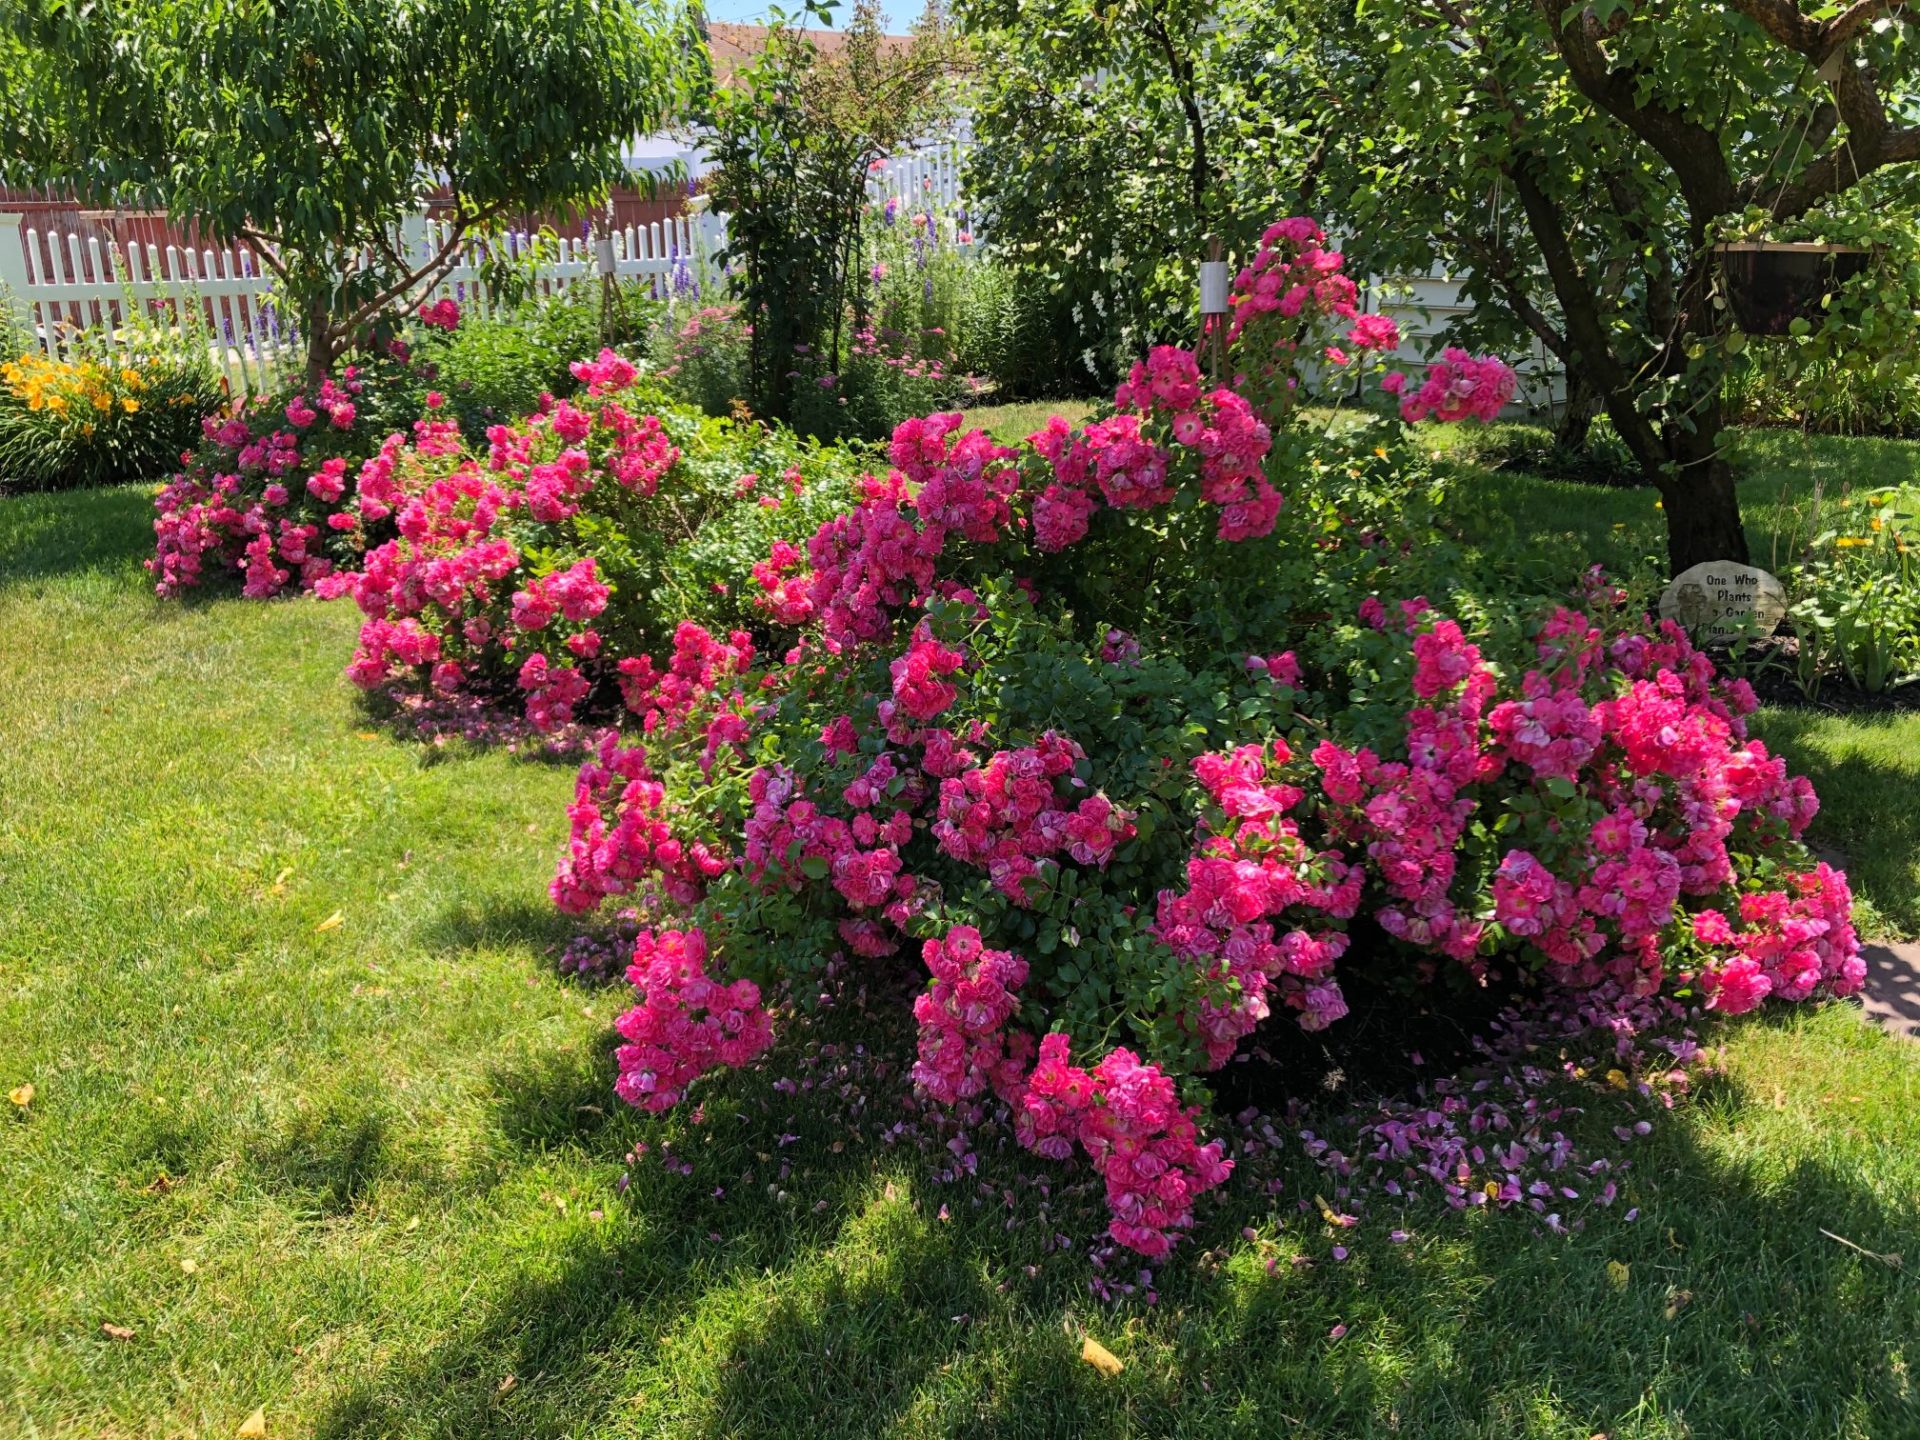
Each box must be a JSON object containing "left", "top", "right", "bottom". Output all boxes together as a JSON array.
[{"left": 0, "top": 0, "right": 694, "bottom": 366}]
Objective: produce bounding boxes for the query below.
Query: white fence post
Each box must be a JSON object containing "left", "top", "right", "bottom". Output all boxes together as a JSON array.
[{"left": 0, "top": 214, "right": 32, "bottom": 335}]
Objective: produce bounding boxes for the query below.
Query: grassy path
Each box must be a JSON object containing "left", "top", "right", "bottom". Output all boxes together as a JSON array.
[{"left": 2, "top": 484, "right": 1917, "bottom": 1438}]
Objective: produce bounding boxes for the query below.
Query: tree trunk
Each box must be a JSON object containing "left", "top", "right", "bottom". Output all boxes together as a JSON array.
[
  {"left": 1554, "top": 370, "right": 1603, "bottom": 450},
  {"left": 1657, "top": 407, "right": 1749, "bottom": 573},
  {"left": 304, "top": 303, "right": 335, "bottom": 390}
]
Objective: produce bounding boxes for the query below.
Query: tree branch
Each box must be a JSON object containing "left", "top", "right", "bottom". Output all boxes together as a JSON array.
[
  {"left": 337, "top": 202, "right": 506, "bottom": 336},
  {"left": 1141, "top": 6, "right": 1211, "bottom": 222},
  {"left": 1729, "top": 0, "right": 1915, "bottom": 64},
  {"left": 1536, "top": 0, "right": 1740, "bottom": 214},
  {"left": 236, "top": 228, "right": 289, "bottom": 282},
  {"left": 1504, "top": 154, "right": 1670, "bottom": 477},
  {"left": 1449, "top": 224, "right": 1570, "bottom": 363}
]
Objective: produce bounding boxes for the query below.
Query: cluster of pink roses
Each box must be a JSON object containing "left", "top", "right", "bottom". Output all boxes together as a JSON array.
[
  {"left": 1693, "top": 865, "right": 1858, "bottom": 1013},
  {"left": 1029, "top": 345, "right": 1282, "bottom": 543},
  {"left": 614, "top": 927, "right": 774, "bottom": 1112},
  {"left": 148, "top": 369, "right": 374, "bottom": 598},
  {"left": 1012, "top": 1037, "right": 1234, "bottom": 1259},
  {"left": 1385, "top": 347, "right": 1518, "bottom": 424},
  {"left": 912, "top": 924, "right": 1032, "bottom": 1106},
  {"left": 1227, "top": 217, "right": 1363, "bottom": 345},
  {"left": 416, "top": 297, "right": 461, "bottom": 331},
  {"left": 931, "top": 732, "right": 1138, "bottom": 904},
  {"left": 1307, "top": 597, "right": 1858, "bottom": 1012},
  {"left": 549, "top": 623, "right": 756, "bottom": 915},
  {"left": 1225, "top": 216, "right": 1515, "bottom": 423},
  {"left": 1154, "top": 739, "right": 1364, "bottom": 1062},
  {"left": 314, "top": 351, "right": 692, "bottom": 731}
]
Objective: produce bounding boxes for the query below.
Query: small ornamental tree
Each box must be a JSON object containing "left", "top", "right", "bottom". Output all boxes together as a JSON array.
[
  {"left": 0, "top": 0, "right": 696, "bottom": 384},
  {"left": 705, "top": 0, "right": 964, "bottom": 423},
  {"left": 954, "top": 0, "right": 1300, "bottom": 375},
  {"left": 1271, "top": 0, "right": 1920, "bottom": 573}
]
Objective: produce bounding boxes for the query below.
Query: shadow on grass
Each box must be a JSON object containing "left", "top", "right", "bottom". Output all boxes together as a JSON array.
[
  {"left": 0, "top": 481, "right": 159, "bottom": 588},
  {"left": 348, "top": 684, "right": 615, "bottom": 771},
  {"left": 486, "top": 1031, "right": 628, "bottom": 1151},
  {"left": 420, "top": 896, "right": 584, "bottom": 959},
  {"left": 311, "top": 1035, "right": 988, "bottom": 1439},
  {"left": 251, "top": 1101, "right": 394, "bottom": 1219},
  {"left": 303, "top": 1001, "right": 1920, "bottom": 1439},
  {"left": 1747, "top": 706, "right": 1920, "bottom": 936}
]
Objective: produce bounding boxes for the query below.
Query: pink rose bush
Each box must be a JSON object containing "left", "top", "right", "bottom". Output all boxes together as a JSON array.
[
  {"left": 543, "top": 221, "right": 1858, "bottom": 1261},
  {"left": 315, "top": 352, "right": 693, "bottom": 727},
  {"left": 151, "top": 215, "right": 1857, "bottom": 1265},
  {"left": 215, "top": 350, "right": 855, "bottom": 733},
  {"left": 149, "top": 370, "right": 378, "bottom": 598},
  {"left": 1226, "top": 216, "right": 1515, "bottom": 426}
]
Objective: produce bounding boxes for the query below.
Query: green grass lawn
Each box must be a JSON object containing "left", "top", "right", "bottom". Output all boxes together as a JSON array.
[
  {"left": 962, "top": 397, "right": 1096, "bottom": 446},
  {"left": 3, "top": 475, "right": 1919, "bottom": 1439}
]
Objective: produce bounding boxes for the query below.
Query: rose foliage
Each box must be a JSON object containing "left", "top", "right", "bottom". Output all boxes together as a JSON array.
[
  {"left": 151, "top": 336, "right": 863, "bottom": 730},
  {"left": 541, "top": 221, "right": 1859, "bottom": 1260}
]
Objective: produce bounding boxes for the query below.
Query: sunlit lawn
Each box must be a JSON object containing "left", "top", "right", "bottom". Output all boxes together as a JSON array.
[{"left": 2, "top": 471, "right": 1917, "bottom": 1439}]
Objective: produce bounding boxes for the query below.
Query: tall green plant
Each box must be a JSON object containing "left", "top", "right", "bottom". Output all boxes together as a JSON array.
[
  {"left": 953, "top": 0, "right": 1296, "bottom": 384},
  {"left": 705, "top": 0, "right": 961, "bottom": 423}
]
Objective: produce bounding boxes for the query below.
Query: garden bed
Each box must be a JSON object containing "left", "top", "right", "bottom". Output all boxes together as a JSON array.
[{"left": 4, "top": 479, "right": 1918, "bottom": 1435}]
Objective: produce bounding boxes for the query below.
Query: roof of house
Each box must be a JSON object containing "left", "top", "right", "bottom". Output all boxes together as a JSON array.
[{"left": 703, "top": 20, "right": 916, "bottom": 87}]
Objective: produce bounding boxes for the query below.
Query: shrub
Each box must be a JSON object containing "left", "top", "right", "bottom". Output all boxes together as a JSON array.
[
  {"left": 651, "top": 274, "right": 992, "bottom": 442},
  {"left": 650, "top": 303, "right": 752, "bottom": 419},
  {"left": 0, "top": 347, "right": 222, "bottom": 490},
  {"left": 1726, "top": 349, "right": 1920, "bottom": 438},
  {"left": 1780, "top": 502, "right": 1920, "bottom": 697},
  {"left": 147, "top": 294, "right": 661, "bottom": 599},
  {"left": 547, "top": 222, "right": 1858, "bottom": 1260},
  {"left": 148, "top": 364, "right": 396, "bottom": 597},
  {"left": 315, "top": 349, "right": 866, "bottom": 729},
  {"left": 404, "top": 281, "right": 661, "bottom": 438}
]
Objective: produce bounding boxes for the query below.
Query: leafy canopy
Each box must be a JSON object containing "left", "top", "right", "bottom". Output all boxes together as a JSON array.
[
  {"left": 1273, "top": 0, "right": 1920, "bottom": 568},
  {"left": 0, "top": 0, "right": 699, "bottom": 373},
  {"left": 953, "top": 0, "right": 1299, "bottom": 374}
]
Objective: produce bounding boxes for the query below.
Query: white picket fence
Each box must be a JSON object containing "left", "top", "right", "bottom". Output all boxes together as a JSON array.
[
  {"left": 0, "top": 209, "right": 727, "bottom": 398},
  {"left": 0, "top": 153, "right": 1565, "bottom": 415},
  {"left": 868, "top": 140, "right": 970, "bottom": 219}
]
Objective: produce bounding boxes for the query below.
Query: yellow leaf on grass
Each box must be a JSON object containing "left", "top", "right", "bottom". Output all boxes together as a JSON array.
[
  {"left": 9, "top": 1083, "right": 32, "bottom": 1108},
  {"left": 180, "top": 1258, "right": 198, "bottom": 1274},
  {"left": 1605, "top": 1069, "right": 1629, "bottom": 1090},
  {"left": 314, "top": 912, "right": 344, "bottom": 934},
  {"left": 1081, "top": 1336, "right": 1124, "bottom": 1377},
  {"left": 1606, "top": 1260, "right": 1629, "bottom": 1291},
  {"left": 100, "top": 1322, "right": 136, "bottom": 1341},
  {"left": 236, "top": 1405, "right": 268, "bottom": 1437}
]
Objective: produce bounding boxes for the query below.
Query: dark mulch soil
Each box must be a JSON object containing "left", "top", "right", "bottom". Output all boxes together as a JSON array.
[
  {"left": 1741, "top": 643, "right": 1920, "bottom": 715},
  {"left": 1209, "top": 919, "right": 1537, "bottom": 1117}
]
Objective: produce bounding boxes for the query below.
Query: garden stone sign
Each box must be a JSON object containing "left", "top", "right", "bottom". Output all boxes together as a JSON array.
[{"left": 1658, "top": 561, "right": 1787, "bottom": 646}]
